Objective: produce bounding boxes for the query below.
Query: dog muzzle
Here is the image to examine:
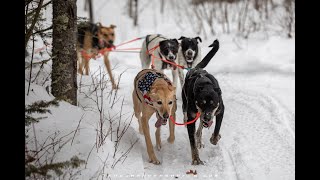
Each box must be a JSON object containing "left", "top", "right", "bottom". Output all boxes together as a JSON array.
[
  {"left": 99, "top": 39, "right": 115, "bottom": 49},
  {"left": 202, "top": 112, "right": 213, "bottom": 128},
  {"left": 155, "top": 112, "right": 168, "bottom": 128},
  {"left": 203, "top": 119, "right": 213, "bottom": 128},
  {"left": 185, "top": 56, "right": 194, "bottom": 62}
]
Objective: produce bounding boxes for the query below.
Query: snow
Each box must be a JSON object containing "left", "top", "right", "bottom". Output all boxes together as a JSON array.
[{"left": 25, "top": 0, "right": 294, "bottom": 179}]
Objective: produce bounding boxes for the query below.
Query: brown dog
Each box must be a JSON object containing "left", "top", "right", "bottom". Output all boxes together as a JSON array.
[
  {"left": 77, "top": 22, "right": 117, "bottom": 89},
  {"left": 132, "top": 69, "right": 177, "bottom": 164}
]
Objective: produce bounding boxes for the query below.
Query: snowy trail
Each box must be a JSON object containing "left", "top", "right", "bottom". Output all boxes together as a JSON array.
[
  {"left": 25, "top": 0, "right": 294, "bottom": 179},
  {"left": 25, "top": 35, "right": 294, "bottom": 179},
  {"left": 78, "top": 36, "right": 294, "bottom": 179}
]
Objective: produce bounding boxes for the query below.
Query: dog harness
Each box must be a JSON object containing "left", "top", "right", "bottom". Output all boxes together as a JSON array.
[
  {"left": 137, "top": 71, "right": 172, "bottom": 106},
  {"left": 146, "top": 34, "right": 162, "bottom": 50},
  {"left": 135, "top": 70, "right": 173, "bottom": 128},
  {"left": 137, "top": 72, "right": 159, "bottom": 105},
  {"left": 146, "top": 35, "right": 177, "bottom": 70}
]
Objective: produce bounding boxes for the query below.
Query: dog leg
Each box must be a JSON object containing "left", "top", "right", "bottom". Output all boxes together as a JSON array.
[
  {"left": 172, "top": 69, "right": 178, "bottom": 88},
  {"left": 210, "top": 111, "right": 224, "bottom": 145},
  {"left": 187, "top": 112, "right": 203, "bottom": 165},
  {"left": 167, "top": 99, "right": 176, "bottom": 144},
  {"left": 196, "top": 121, "right": 204, "bottom": 149},
  {"left": 141, "top": 110, "right": 160, "bottom": 165},
  {"left": 182, "top": 88, "right": 188, "bottom": 127},
  {"left": 77, "top": 51, "right": 83, "bottom": 74},
  {"left": 103, "top": 53, "right": 117, "bottom": 89},
  {"left": 155, "top": 127, "right": 161, "bottom": 150},
  {"left": 136, "top": 106, "right": 143, "bottom": 135},
  {"left": 178, "top": 68, "right": 185, "bottom": 88},
  {"left": 132, "top": 90, "right": 143, "bottom": 134},
  {"left": 84, "top": 58, "right": 90, "bottom": 75},
  {"left": 78, "top": 54, "right": 86, "bottom": 75}
]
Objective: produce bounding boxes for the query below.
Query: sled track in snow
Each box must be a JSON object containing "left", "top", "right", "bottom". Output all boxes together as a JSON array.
[
  {"left": 130, "top": 72, "right": 294, "bottom": 180},
  {"left": 219, "top": 74, "right": 294, "bottom": 180}
]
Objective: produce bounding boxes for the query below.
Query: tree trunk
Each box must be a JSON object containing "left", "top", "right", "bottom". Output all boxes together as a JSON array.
[
  {"left": 87, "top": 0, "right": 94, "bottom": 23},
  {"left": 160, "top": 0, "right": 165, "bottom": 14},
  {"left": 128, "top": 0, "right": 133, "bottom": 18},
  {"left": 51, "top": 0, "right": 77, "bottom": 105},
  {"left": 133, "top": 0, "right": 138, "bottom": 26}
]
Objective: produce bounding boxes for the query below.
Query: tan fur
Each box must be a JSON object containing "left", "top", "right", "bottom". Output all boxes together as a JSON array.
[
  {"left": 132, "top": 69, "right": 176, "bottom": 165},
  {"left": 77, "top": 23, "right": 118, "bottom": 89}
]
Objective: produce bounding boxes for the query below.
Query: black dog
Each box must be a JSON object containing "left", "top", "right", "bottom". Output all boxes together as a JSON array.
[
  {"left": 181, "top": 39, "right": 224, "bottom": 165},
  {"left": 177, "top": 36, "right": 202, "bottom": 87}
]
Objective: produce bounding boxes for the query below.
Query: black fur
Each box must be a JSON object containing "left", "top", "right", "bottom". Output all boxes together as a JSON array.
[
  {"left": 159, "top": 39, "right": 179, "bottom": 58},
  {"left": 159, "top": 38, "right": 179, "bottom": 69},
  {"left": 178, "top": 36, "right": 202, "bottom": 64},
  {"left": 181, "top": 39, "right": 224, "bottom": 165}
]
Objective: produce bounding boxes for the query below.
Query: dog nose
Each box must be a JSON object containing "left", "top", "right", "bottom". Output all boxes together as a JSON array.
[
  {"left": 163, "top": 112, "right": 169, "bottom": 119},
  {"left": 187, "top": 51, "right": 192, "bottom": 56},
  {"left": 168, "top": 55, "right": 174, "bottom": 60},
  {"left": 108, "top": 40, "right": 114, "bottom": 44},
  {"left": 204, "top": 112, "right": 212, "bottom": 121}
]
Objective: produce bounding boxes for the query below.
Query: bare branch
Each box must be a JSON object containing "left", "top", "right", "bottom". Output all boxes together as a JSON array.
[
  {"left": 31, "top": 25, "right": 52, "bottom": 36},
  {"left": 25, "top": 0, "right": 44, "bottom": 49}
]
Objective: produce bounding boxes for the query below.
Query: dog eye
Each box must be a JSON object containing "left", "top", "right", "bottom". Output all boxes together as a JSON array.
[
  {"left": 210, "top": 100, "right": 213, "bottom": 104},
  {"left": 104, "top": 34, "right": 108, "bottom": 37},
  {"left": 203, "top": 100, "right": 206, "bottom": 104},
  {"left": 110, "top": 33, "right": 114, "bottom": 36},
  {"left": 157, "top": 101, "right": 162, "bottom": 105},
  {"left": 168, "top": 101, "right": 173, "bottom": 105}
]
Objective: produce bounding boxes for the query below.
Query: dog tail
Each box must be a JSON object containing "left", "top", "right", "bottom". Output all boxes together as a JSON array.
[{"left": 195, "top": 39, "right": 219, "bottom": 69}]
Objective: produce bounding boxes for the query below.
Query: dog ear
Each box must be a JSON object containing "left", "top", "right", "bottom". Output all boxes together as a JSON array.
[
  {"left": 195, "top": 36, "right": 202, "bottom": 43},
  {"left": 150, "top": 88, "right": 158, "bottom": 94},
  {"left": 172, "top": 39, "right": 179, "bottom": 45},
  {"left": 168, "top": 85, "right": 176, "bottom": 91},
  {"left": 159, "top": 40, "right": 165, "bottom": 47},
  {"left": 110, "top": 24, "right": 117, "bottom": 29},
  {"left": 178, "top": 36, "right": 186, "bottom": 40},
  {"left": 214, "top": 88, "right": 221, "bottom": 95}
]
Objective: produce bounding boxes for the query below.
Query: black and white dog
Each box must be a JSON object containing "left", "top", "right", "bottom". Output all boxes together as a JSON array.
[
  {"left": 177, "top": 36, "right": 202, "bottom": 87},
  {"left": 182, "top": 39, "right": 224, "bottom": 165},
  {"left": 140, "top": 34, "right": 179, "bottom": 86}
]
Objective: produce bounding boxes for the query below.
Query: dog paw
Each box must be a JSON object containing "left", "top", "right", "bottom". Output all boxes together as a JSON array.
[
  {"left": 196, "top": 140, "right": 204, "bottom": 149},
  {"left": 167, "top": 136, "right": 175, "bottom": 144},
  {"left": 112, "top": 84, "right": 118, "bottom": 90},
  {"left": 210, "top": 134, "right": 221, "bottom": 145},
  {"left": 192, "top": 158, "right": 204, "bottom": 165},
  {"left": 156, "top": 143, "right": 162, "bottom": 151},
  {"left": 149, "top": 158, "right": 161, "bottom": 165},
  {"left": 138, "top": 128, "right": 144, "bottom": 135}
]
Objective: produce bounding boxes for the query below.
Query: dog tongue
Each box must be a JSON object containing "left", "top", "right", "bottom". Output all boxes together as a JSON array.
[
  {"left": 155, "top": 118, "right": 167, "bottom": 128},
  {"left": 203, "top": 120, "right": 213, "bottom": 128}
]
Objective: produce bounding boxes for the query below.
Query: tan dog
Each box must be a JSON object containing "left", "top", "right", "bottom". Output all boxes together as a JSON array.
[
  {"left": 132, "top": 69, "right": 177, "bottom": 164},
  {"left": 77, "top": 22, "right": 117, "bottom": 89}
]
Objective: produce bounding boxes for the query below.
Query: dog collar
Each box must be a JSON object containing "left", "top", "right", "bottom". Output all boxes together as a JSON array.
[
  {"left": 138, "top": 72, "right": 159, "bottom": 106},
  {"left": 143, "top": 94, "right": 153, "bottom": 106}
]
